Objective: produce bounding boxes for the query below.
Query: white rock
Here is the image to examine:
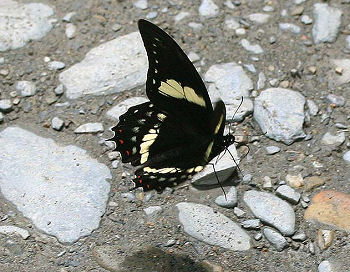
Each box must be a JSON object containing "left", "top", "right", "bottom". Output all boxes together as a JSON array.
[
  {"left": 51, "top": 117, "right": 64, "bottom": 131},
  {"left": 243, "top": 190, "right": 295, "bottom": 236},
  {"left": 307, "top": 99, "right": 319, "bottom": 116},
  {"left": 65, "top": 23, "right": 77, "bottom": 39},
  {"left": 199, "top": 0, "right": 219, "bottom": 18},
  {"left": 224, "top": 0, "right": 235, "bottom": 9},
  {"left": 242, "top": 219, "right": 260, "bottom": 229},
  {"left": 16, "top": 81, "right": 36, "bottom": 97},
  {"left": 301, "top": 15, "right": 313, "bottom": 25},
  {"left": 0, "top": 225, "right": 30, "bottom": 239},
  {"left": 276, "top": 185, "right": 301, "bottom": 204},
  {"left": 48, "top": 61, "right": 65, "bottom": 71},
  {"left": 321, "top": 132, "right": 345, "bottom": 146},
  {"left": 0, "top": 127, "right": 111, "bottom": 243},
  {"left": 143, "top": 206, "right": 162, "bottom": 216},
  {"left": 54, "top": 84, "right": 65, "bottom": 95},
  {"left": 318, "top": 260, "right": 335, "bottom": 272},
  {"left": 266, "top": 146, "right": 280, "bottom": 155},
  {"left": 241, "top": 39, "right": 264, "bottom": 54},
  {"left": 263, "top": 228, "right": 288, "bottom": 251},
  {"left": 257, "top": 72, "right": 266, "bottom": 89},
  {"left": 248, "top": 13, "right": 270, "bottom": 24},
  {"left": 235, "top": 28, "right": 246, "bottom": 36},
  {"left": 133, "top": 0, "right": 148, "bottom": 9},
  {"left": 176, "top": 202, "right": 251, "bottom": 250},
  {"left": 74, "top": 123, "right": 104, "bottom": 134},
  {"left": 233, "top": 207, "right": 245, "bottom": 217},
  {"left": 0, "top": 99, "right": 12, "bottom": 112},
  {"left": 106, "top": 97, "right": 148, "bottom": 120},
  {"left": 188, "top": 51, "right": 200, "bottom": 62},
  {"left": 279, "top": 23, "right": 301, "bottom": 34},
  {"left": 312, "top": 3, "right": 342, "bottom": 44},
  {"left": 215, "top": 186, "right": 237, "bottom": 208},
  {"left": 59, "top": 32, "right": 147, "bottom": 99},
  {"left": 346, "top": 36, "right": 350, "bottom": 50},
  {"left": 0, "top": 0, "right": 54, "bottom": 51},
  {"left": 188, "top": 22, "right": 203, "bottom": 30},
  {"left": 225, "top": 17, "right": 240, "bottom": 30},
  {"left": 174, "top": 11, "right": 190, "bottom": 23},
  {"left": 343, "top": 151, "right": 350, "bottom": 163},
  {"left": 62, "top": 12, "right": 76, "bottom": 22}
]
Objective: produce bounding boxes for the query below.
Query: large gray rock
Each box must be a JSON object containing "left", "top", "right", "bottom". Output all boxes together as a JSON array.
[
  {"left": 0, "top": 127, "right": 111, "bottom": 243},
  {"left": 312, "top": 3, "right": 342, "bottom": 44},
  {"left": 243, "top": 190, "right": 296, "bottom": 236},
  {"left": 254, "top": 88, "right": 306, "bottom": 145},
  {"left": 176, "top": 202, "right": 251, "bottom": 250},
  {"left": 0, "top": 0, "right": 54, "bottom": 51},
  {"left": 59, "top": 32, "right": 147, "bottom": 99}
]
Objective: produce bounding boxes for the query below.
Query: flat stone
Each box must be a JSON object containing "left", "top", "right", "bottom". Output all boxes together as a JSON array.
[
  {"left": 279, "top": 23, "right": 301, "bottom": 34},
  {"left": 0, "top": 0, "right": 54, "bottom": 51},
  {"left": 266, "top": 146, "right": 280, "bottom": 155},
  {"left": 48, "top": 61, "right": 66, "bottom": 71},
  {"left": 241, "top": 219, "right": 260, "bottom": 230},
  {"left": 343, "top": 151, "right": 350, "bottom": 163},
  {"left": 312, "top": 3, "right": 342, "bottom": 44},
  {"left": 276, "top": 185, "right": 301, "bottom": 204},
  {"left": 176, "top": 202, "right": 251, "bottom": 251},
  {"left": 191, "top": 144, "right": 239, "bottom": 187},
  {"left": 303, "top": 176, "right": 325, "bottom": 191},
  {"left": 59, "top": 32, "right": 147, "bottom": 99},
  {"left": 15, "top": 81, "right": 36, "bottom": 97},
  {"left": 215, "top": 186, "right": 237, "bottom": 208},
  {"left": 243, "top": 190, "right": 295, "bottom": 236},
  {"left": 0, "top": 99, "right": 13, "bottom": 113},
  {"left": 74, "top": 123, "right": 104, "bottom": 134},
  {"left": 253, "top": 88, "right": 306, "bottom": 145},
  {"left": 0, "top": 225, "right": 30, "bottom": 239},
  {"left": 199, "top": 0, "right": 219, "bottom": 18},
  {"left": 241, "top": 39, "right": 264, "bottom": 54},
  {"left": 263, "top": 228, "right": 288, "bottom": 251},
  {"left": 0, "top": 127, "right": 111, "bottom": 243},
  {"left": 305, "top": 190, "right": 350, "bottom": 232},
  {"left": 187, "top": 51, "right": 200, "bottom": 63},
  {"left": 321, "top": 132, "right": 345, "bottom": 146},
  {"left": 247, "top": 13, "right": 270, "bottom": 24},
  {"left": 106, "top": 97, "right": 148, "bottom": 120},
  {"left": 51, "top": 117, "right": 64, "bottom": 131}
]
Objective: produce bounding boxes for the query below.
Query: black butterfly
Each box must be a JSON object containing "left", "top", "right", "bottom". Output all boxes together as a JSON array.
[{"left": 109, "top": 19, "right": 235, "bottom": 191}]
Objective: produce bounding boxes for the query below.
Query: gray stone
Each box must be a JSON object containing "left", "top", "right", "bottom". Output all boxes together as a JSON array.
[
  {"left": 0, "top": 0, "right": 54, "bottom": 51},
  {"left": 343, "top": 151, "right": 350, "bottom": 163},
  {"left": 176, "top": 202, "right": 251, "bottom": 251},
  {"left": 257, "top": 72, "right": 266, "bottom": 89},
  {"left": 242, "top": 219, "right": 260, "bottom": 229},
  {"left": 243, "top": 190, "right": 295, "bottom": 236},
  {"left": 318, "top": 260, "right": 335, "bottom": 272},
  {"left": 225, "top": 17, "right": 240, "bottom": 30},
  {"left": 199, "top": 0, "right": 219, "bottom": 18},
  {"left": 294, "top": 0, "right": 306, "bottom": 4},
  {"left": 74, "top": 123, "right": 104, "bottom": 134},
  {"left": 307, "top": 99, "right": 319, "bottom": 116},
  {"left": 191, "top": 144, "right": 239, "bottom": 187},
  {"left": 121, "top": 192, "right": 136, "bottom": 202},
  {"left": 146, "top": 11, "right": 157, "bottom": 20},
  {"left": 242, "top": 174, "right": 252, "bottom": 183},
  {"left": 346, "top": 36, "right": 350, "bottom": 50},
  {"left": 233, "top": 207, "right": 245, "bottom": 217},
  {"left": 174, "top": 12, "right": 189, "bottom": 23},
  {"left": 301, "top": 15, "right": 313, "bottom": 25},
  {"left": 0, "top": 99, "right": 12, "bottom": 113},
  {"left": 54, "top": 84, "right": 64, "bottom": 95},
  {"left": 106, "top": 97, "right": 148, "bottom": 120},
  {"left": 0, "top": 127, "right": 111, "bottom": 243},
  {"left": 215, "top": 187, "right": 237, "bottom": 208},
  {"left": 224, "top": 0, "right": 235, "bottom": 9},
  {"left": 276, "top": 185, "right": 301, "bottom": 204},
  {"left": 143, "top": 206, "right": 162, "bottom": 216},
  {"left": 247, "top": 13, "right": 270, "bottom": 24},
  {"left": 0, "top": 57, "right": 5, "bottom": 64},
  {"left": 263, "top": 228, "right": 288, "bottom": 251},
  {"left": 133, "top": 0, "right": 147, "bottom": 9},
  {"left": 253, "top": 88, "right": 306, "bottom": 145},
  {"left": 51, "top": 117, "right": 64, "bottom": 131},
  {"left": 59, "top": 32, "right": 147, "bottom": 99},
  {"left": 187, "top": 51, "right": 200, "bottom": 63},
  {"left": 329, "top": 59, "right": 350, "bottom": 87},
  {"left": 65, "top": 23, "right": 77, "bottom": 39},
  {"left": 292, "top": 232, "right": 307, "bottom": 241},
  {"left": 312, "top": 3, "right": 342, "bottom": 44},
  {"left": 279, "top": 23, "right": 301, "bottom": 34},
  {"left": 244, "top": 64, "right": 256, "bottom": 73},
  {"left": 266, "top": 146, "right": 280, "bottom": 155},
  {"left": 263, "top": 5, "right": 274, "bottom": 12},
  {"left": 326, "top": 94, "right": 345, "bottom": 106},
  {"left": 0, "top": 112, "right": 3, "bottom": 122},
  {"left": 225, "top": 98, "right": 253, "bottom": 122},
  {"left": 0, "top": 225, "right": 30, "bottom": 239},
  {"left": 321, "top": 132, "right": 345, "bottom": 146},
  {"left": 188, "top": 22, "right": 203, "bottom": 30},
  {"left": 48, "top": 61, "right": 66, "bottom": 71},
  {"left": 241, "top": 39, "right": 264, "bottom": 54},
  {"left": 15, "top": 81, "right": 36, "bottom": 97},
  {"left": 62, "top": 12, "right": 76, "bottom": 22}
]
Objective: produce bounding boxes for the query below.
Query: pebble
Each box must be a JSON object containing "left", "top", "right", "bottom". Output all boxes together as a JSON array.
[
  {"left": 243, "top": 190, "right": 295, "bottom": 235},
  {"left": 143, "top": 206, "right": 162, "bottom": 216},
  {"left": 262, "top": 176, "right": 273, "bottom": 189},
  {"left": 187, "top": 51, "right": 200, "bottom": 63},
  {"left": 329, "top": 59, "right": 350, "bottom": 87},
  {"left": 0, "top": 225, "right": 30, "bottom": 239},
  {"left": 225, "top": 18, "right": 240, "bottom": 30},
  {"left": 343, "top": 151, "right": 350, "bottom": 163},
  {"left": 291, "top": 6, "right": 304, "bottom": 16},
  {"left": 253, "top": 88, "right": 306, "bottom": 145},
  {"left": 285, "top": 174, "right": 304, "bottom": 188},
  {"left": 0, "top": 127, "right": 111, "bottom": 243},
  {"left": 326, "top": 94, "right": 345, "bottom": 106},
  {"left": 174, "top": 11, "right": 189, "bottom": 23},
  {"left": 235, "top": 28, "right": 246, "bottom": 36},
  {"left": 224, "top": 0, "right": 235, "bottom": 9},
  {"left": 346, "top": 36, "right": 350, "bottom": 50},
  {"left": 0, "top": 69, "right": 9, "bottom": 76},
  {"left": 15, "top": 81, "right": 36, "bottom": 97},
  {"left": 0, "top": 99, "right": 13, "bottom": 113},
  {"left": 176, "top": 202, "right": 251, "bottom": 250},
  {"left": 318, "top": 260, "right": 335, "bottom": 272},
  {"left": 266, "top": 146, "right": 280, "bottom": 155},
  {"left": 65, "top": 23, "right": 77, "bottom": 39},
  {"left": 133, "top": 0, "right": 148, "bottom": 9},
  {"left": 59, "top": 32, "right": 147, "bottom": 99},
  {"left": 292, "top": 232, "right": 306, "bottom": 241},
  {"left": 54, "top": 84, "right": 64, "bottom": 95},
  {"left": 48, "top": 61, "right": 66, "bottom": 70},
  {"left": 146, "top": 11, "right": 157, "bottom": 20},
  {"left": 111, "top": 160, "right": 119, "bottom": 169},
  {"left": 241, "top": 39, "right": 264, "bottom": 54},
  {"left": 0, "top": 112, "right": 3, "bottom": 122},
  {"left": 215, "top": 187, "right": 237, "bottom": 208},
  {"left": 0, "top": 0, "right": 54, "bottom": 51},
  {"left": 244, "top": 64, "right": 256, "bottom": 73},
  {"left": 242, "top": 219, "right": 260, "bottom": 230},
  {"left": 112, "top": 24, "right": 122, "bottom": 32},
  {"left": 233, "top": 207, "right": 245, "bottom": 217},
  {"left": 305, "top": 190, "right": 350, "bottom": 232},
  {"left": 106, "top": 97, "right": 148, "bottom": 120},
  {"left": 263, "top": 228, "right": 288, "bottom": 251},
  {"left": 121, "top": 192, "right": 136, "bottom": 202},
  {"left": 247, "top": 13, "right": 270, "bottom": 24},
  {"left": 165, "top": 239, "right": 176, "bottom": 247},
  {"left": 0, "top": 57, "right": 4, "bottom": 64},
  {"left": 243, "top": 174, "right": 253, "bottom": 183},
  {"left": 307, "top": 99, "right": 319, "bottom": 116},
  {"left": 301, "top": 15, "right": 313, "bottom": 25},
  {"left": 276, "top": 185, "right": 301, "bottom": 204},
  {"left": 188, "top": 22, "right": 203, "bottom": 30},
  {"left": 62, "top": 12, "right": 76, "bottom": 22},
  {"left": 279, "top": 23, "right": 301, "bottom": 34},
  {"left": 257, "top": 72, "right": 266, "bottom": 89},
  {"left": 317, "top": 229, "right": 335, "bottom": 250},
  {"left": 51, "top": 117, "right": 64, "bottom": 131},
  {"left": 312, "top": 3, "right": 342, "bottom": 44},
  {"left": 74, "top": 123, "right": 104, "bottom": 134},
  {"left": 321, "top": 132, "right": 345, "bottom": 146},
  {"left": 199, "top": 0, "right": 219, "bottom": 18}
]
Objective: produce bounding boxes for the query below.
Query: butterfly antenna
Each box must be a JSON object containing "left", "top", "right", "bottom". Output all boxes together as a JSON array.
[
  {"left": 226, "top": 147, "right": 242, "bottom": 174},
  {"left": 208, "top": 162, "right": 227, "bottom": 200},
  {"left": 229, "top": 96, "right": 244, "bottom": 134}
]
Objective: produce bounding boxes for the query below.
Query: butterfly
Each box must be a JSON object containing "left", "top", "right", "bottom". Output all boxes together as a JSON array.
[{"left": 109, "top": 19, "right": 236, "bottom": 191}]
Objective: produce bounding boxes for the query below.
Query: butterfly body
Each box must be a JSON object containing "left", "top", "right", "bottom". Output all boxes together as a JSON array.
[{"left": 110, "top": 19, "right": 235, "bottom": 191}]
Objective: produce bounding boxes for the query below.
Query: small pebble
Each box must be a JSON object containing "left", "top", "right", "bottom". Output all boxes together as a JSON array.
[
  {"left": 276, "top": 185, "right": 301, "bottom": 204},
  {"left": 254, "top": 233, "right": 262, "bottom": 240},
  {"left": 121, "top": 192, "right": 136, "bottom": 202},
  {"left": 65, "top": 23, "right": 77, "bottom": 39},
  {"left": 51, "top": 117, "right": 64, "bottom": 131},
  {"left": 54, "top": 84, "right": 64, "bottom": 95},
  {"left": 74, "top": 123, "right": 104, "bottom": 134},
  {"left": 335, "top": 67, "right": 343, "bottom": 75},
  {"left": 266, "top": 146, "right": 281, "bottom": 155},
  {"left": 111, "top": 160, "right": 119, "bottom": 169},
  {"left": 0, "top": 69, "right": 9, "bottom": 76},
  {"left": 143, "top": 206, "right": 162, "bottom": 216},
  {"left": 326, "top": 94, "right": 345, "bottom": 106},
  {"left": 146, "top": 11, "right": 158, "bottom": 19},
  {"left": 0, "top": 99, "right": 12, "bottom": 113},
  {"left": 242, "top": 219, "right": 260, "bottom": 229},
  {"left": 301, "top": 15, "right": 312, "bottom": 25},
  {"left": 233, "top": 207, "right": 245, "bottom": 217},
  {"left": 235, "top": 28, "right": 246, "bottom": 36},
  {"left": 285, "top": 174, "right": 304, "bottom": 188},
  {"left": 16, "top": 81, "right": 36, "bottom": 97},
  {"left": 292, "top": 232, "right": 307, "bottom": 241},
  {"left": 165, "top": 239, "right": 176, "bottom": 247},
  {"left": 343, "top": 151, "right": 350, "bottom": 163},
  {"left": 263, "top": 228, "right": 288, "bottom": 251},
  {"left": 133, "top": 0, "right": 148, "bottom": 9},
  {"left": 48, "top": 61, "right": 66, "bottom": 71},
  {"left": 112, "top": 24, "right": 122, "bottom": 32},
  {"left": 62, "top": 12, "right": 76, "bottom": 22},
  {"left": 242, "top": 174, "right": 252, "bottom": 183},
  {"left": 215, "top": 187, "right": 237, "bottom": 208},
  {"left": 0, "top": 112, "right": 3, "bottom": 122}
]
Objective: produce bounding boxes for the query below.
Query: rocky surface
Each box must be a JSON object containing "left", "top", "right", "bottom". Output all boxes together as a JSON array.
[{"left": 0, "top": 0, "right": 349, "bottom": 271}]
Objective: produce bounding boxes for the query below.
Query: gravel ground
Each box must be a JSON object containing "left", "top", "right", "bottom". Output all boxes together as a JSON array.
[{"left": 0, "top": 0, "right": 350, "bottom": 272}]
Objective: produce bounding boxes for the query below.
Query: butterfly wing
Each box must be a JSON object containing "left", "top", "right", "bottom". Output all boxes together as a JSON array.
[{"left": 138, "top": 19, "right": 214, "bottom": 135}]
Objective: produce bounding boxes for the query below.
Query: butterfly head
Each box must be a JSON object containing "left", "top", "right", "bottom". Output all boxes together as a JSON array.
[{"left": 222, "top": 134, "right": 235, "bottom": 148}]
